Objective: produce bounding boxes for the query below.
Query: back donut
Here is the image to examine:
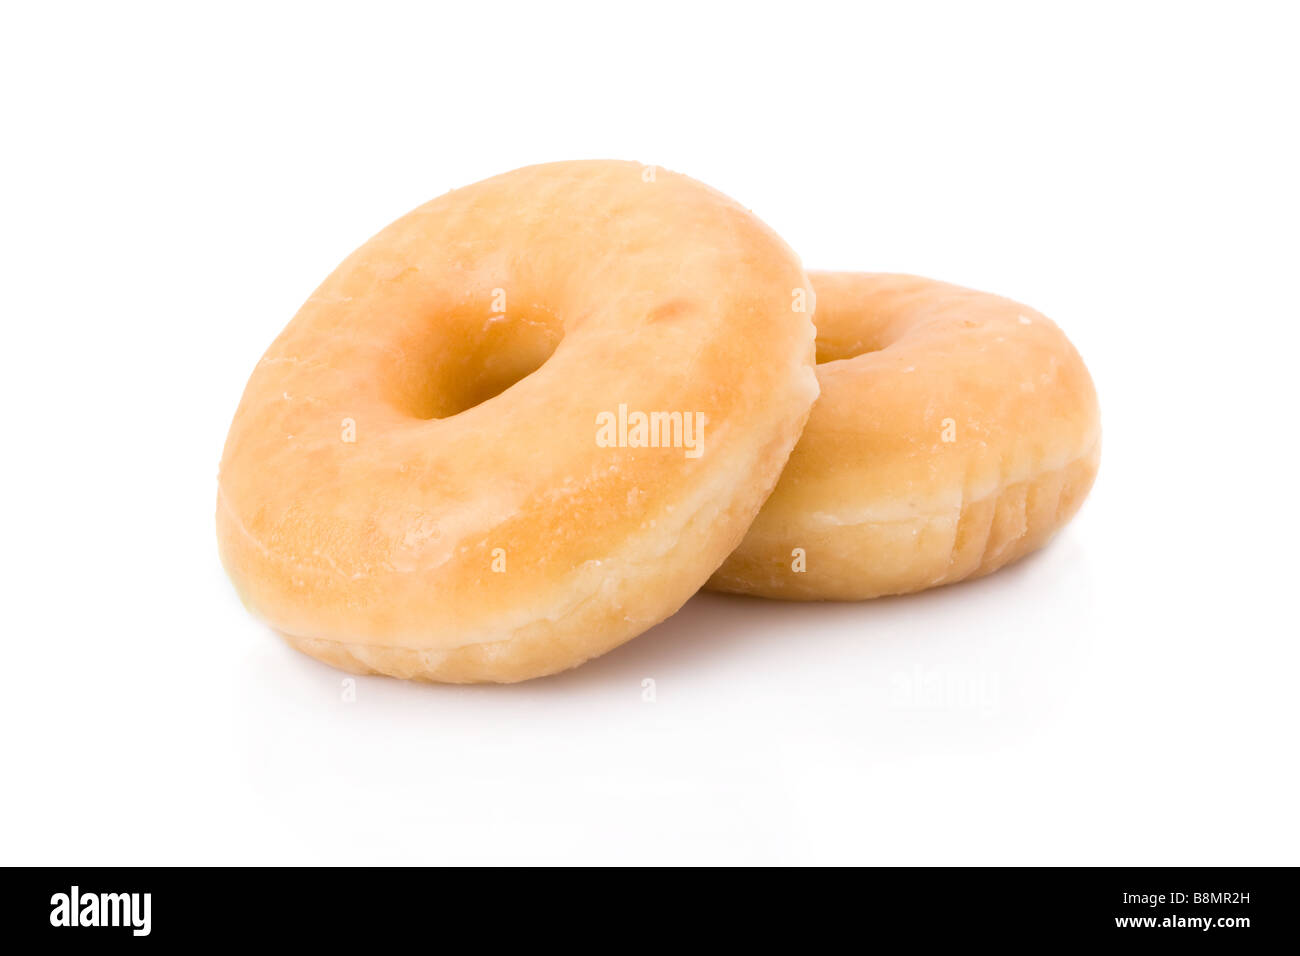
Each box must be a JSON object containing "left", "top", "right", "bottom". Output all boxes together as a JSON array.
[{"left": 708, "top": 272, "right": 1100, "bottom": 600}]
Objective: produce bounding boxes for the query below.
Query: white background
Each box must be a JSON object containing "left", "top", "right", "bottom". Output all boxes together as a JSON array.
[{"left": 2, "top": 1, "right": 1297, "bottom": 865}]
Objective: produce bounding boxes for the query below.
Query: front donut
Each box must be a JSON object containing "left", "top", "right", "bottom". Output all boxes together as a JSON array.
[{"left": 217, "top": 161, "right": 819, "bottom": 682}]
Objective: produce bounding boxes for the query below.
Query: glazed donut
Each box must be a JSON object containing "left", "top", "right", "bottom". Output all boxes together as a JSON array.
[
  {"left": 218, "top": 161, "right": 818, "bottom": 682},
  {"left": 708, "top": 272, "right": 1100, "bottom": 600}
]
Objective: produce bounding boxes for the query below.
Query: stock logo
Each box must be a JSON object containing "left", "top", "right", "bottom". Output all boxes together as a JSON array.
[{"left": 49, "top": 885, "right": 151, "bottom": 937}]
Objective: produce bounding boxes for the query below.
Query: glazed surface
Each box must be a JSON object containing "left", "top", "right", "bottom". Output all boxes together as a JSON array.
[{"left": 218, "top": 161, "right": 819, "bottom": 680}]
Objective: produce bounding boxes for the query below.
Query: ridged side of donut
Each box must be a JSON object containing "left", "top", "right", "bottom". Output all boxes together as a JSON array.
[
  {"left": 941, "top": 437, "right": 1099, "bottom": 588},
  {"left": 706, "top": 437, "right": 1100, "bottom": 601}
]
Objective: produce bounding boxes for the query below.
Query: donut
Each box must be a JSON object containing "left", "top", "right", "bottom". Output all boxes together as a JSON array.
[
  {"left": 217, "top": 161, "right": 819, "bottom": 682},
  {"left": 707, "top": 272, "right": 1100, "bottom": 600}
]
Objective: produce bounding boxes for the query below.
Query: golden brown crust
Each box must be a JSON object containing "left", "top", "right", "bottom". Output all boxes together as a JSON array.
[
  {"left": 218, "top": 161, "right": 819, "bottom": 681},
  {"left": 707, "top": 272, "right": 1100, "bottom": 600}
]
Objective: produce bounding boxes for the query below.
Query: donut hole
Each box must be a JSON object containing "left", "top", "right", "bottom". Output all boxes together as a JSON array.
[
  {"left": 815, "top": 337, "right": 888, "bottom": 364},
  {"left": 392, "top": 304, "right": 565, "bottom": 419},
  {"left": 439, "top": 333, "right": 561, "bottom": 417}
]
